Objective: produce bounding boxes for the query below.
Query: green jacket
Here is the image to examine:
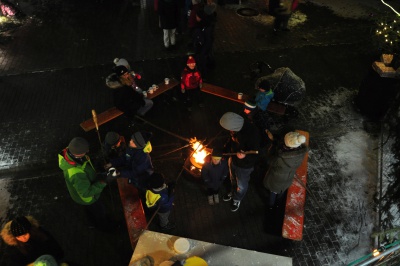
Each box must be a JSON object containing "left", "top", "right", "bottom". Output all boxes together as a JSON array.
[{"left": 58, "top": 149, "right": 106, "bottom": 205}]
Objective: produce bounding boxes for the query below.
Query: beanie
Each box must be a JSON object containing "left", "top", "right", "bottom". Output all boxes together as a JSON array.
[
  {"left": 244, "top": 99, "right": 257, "bottom": 112},
  {"left": 149, "top": 173, "right": 165, "bottom": 190},
  {"left": 105, "top": 132, "right": 120, "bottom": 146},
  {"left": 113, "top": 58, "right": 130, "bottom": 70},
  {"left": 257, "top": 80, "right": 271, "bottom": 90},
  {"left": 10, "top": 216, "right": 32, "bottom": 237},
  {"left": 219, "top": 112, "right": 244, "bottom": 132},
  {"left": 131, "top": 131, "right": 152, "bottom": 149},
  {"left": 284, "top": 132, "right": 306, "bottom": 148},
  {"left": 34, "top": 255, "right": 58, "bottom": 266},
  {"left": 211, "top": 147, "right": 223, "bottom": 158},
  {"left": 68, "top": 137, "right": 89, "bottom": 156},
  {"left": 114, "top": 65, "right": 129, "bottom": 77},
  {"left": 187, "top": 56, "right": 196, "bottom": 64}
]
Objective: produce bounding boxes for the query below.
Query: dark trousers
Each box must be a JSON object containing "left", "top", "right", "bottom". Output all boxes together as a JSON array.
[
  {"left": 207, "top": 187, "right": 219, "bottom": 195},
  {"left": 84, "top": 199, "right": 108, "bottom": 229},
  {"left": 268, "top": 191, "right": 284, "bottom": 207}
]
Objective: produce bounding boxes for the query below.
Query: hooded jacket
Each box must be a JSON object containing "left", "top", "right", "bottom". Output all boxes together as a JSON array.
[
  {"left": 145, "top": 185, "right": 174, "bottom": 213},
  {"left": 263, "top": 142, "right": 308, "bottom": 193},
  {"left": 201, "top": 155, "right": 229, "bottom": 190},
  {"left": 58, "top": 149, "right": 106, "bottom": 205},
  {"left": 180, "top": 66, "right": 202, "bottom": 90},
  {"left": 0, "top": 216, "right": 64, "bottom": 266}
]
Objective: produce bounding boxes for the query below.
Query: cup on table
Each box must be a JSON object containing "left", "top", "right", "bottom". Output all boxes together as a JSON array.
[
  {"left": 238, "top": 92, "right": 243, "bottom": 100},
  {"left": 152, "top": 84, "right": 158, "bottom": 91},
  {"left": 164, "top": 78, "right": 170, "bottom": 85},
  {"left": 148, "top": 87, "right": 154, "bottom": 94},
  {"left": 143, "top": 91, "right": 147, "bottom": 97}
]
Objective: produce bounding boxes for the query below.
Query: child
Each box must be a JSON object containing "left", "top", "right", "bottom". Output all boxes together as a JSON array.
[
  {"left": 145, "top": 173, "right": 175, "bottom": 230},
  {"left": 201, "top": 147, "right": 228, "bottom": 205},
  {"left": 255, "top": 80, "right": 274, "bottom": 112},
  {"left": 180, "top": 56, "right": 203, "bottom": 111}
]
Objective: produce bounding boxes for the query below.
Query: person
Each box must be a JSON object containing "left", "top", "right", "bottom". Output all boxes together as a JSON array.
[
  {"left": 58, "top": 137, "right": 114, "bottom": 229},
  {"left": 263, "top": 131, "right": 307, "bottom": 208},
  {"left": 33, "top": 255, "right": 60, "bottom": 266},
  {"left": 104, "top": 131, "right": 154, "bottom": 190},
  {"left": 158, "top": 0, "right": 179, "bottom": 50},
  {"left": 219, "top": 112, "right": 260, "bottom": 212},
  {"left": 107, "top": 59, "right": 143, "bottom": 92},
  {"left": 106, "top": 65, "right": 153, "bottom": 119},
  {"left": 255, "top": 80, "right": 274, "bottom": 112},
  {"left": 0, "top": 216, "right": 64, "bottom": 266},
  {"left": 104, "top": 131, "right": 127, "bottom": 163},
  {"left": 145, "top": 173, "right": 175, "bottom": 230},
  {"left": 273, "top": 0, "right": 298, "bottom": 33},
  {"left": 180, "top": 55, "right": 203, "bottom": 111},
  {"left": 201, "top": 147, "right": 229, "bottom": 205}
]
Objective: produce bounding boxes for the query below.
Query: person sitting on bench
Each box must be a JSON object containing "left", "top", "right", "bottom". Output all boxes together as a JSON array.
[
  {"left": 255, "top": 80, "right": 274, "bottom": 112},
  {"left": 106, "top": 65, "right": 153, "bottom": 119}
]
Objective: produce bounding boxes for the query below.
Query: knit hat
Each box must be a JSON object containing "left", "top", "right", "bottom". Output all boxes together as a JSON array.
[
  {"left": 131, "top": 131, "right": 153, "bottom": 149},
  {"left": 34, "top": 255, "right": 58, "bottom": 266},
  {"left": 219, "top": 112, "right": 244, "bottom": 132},
  {"left": 284, "top": 132, "right": 306, "bottom": 148},
  {"left": 187, "top": 56, "right": 196, "bottom": 64},
  {"left": 244, "top": 99, "right": 257, "bottom": 112},
  {"left": 68, "top": 137, "right": 89, "bottom": 156},
  {"left": 105, "top": 132, "right": 120, "bottom": 146},
  {"left": 149, "top": 173, "right": 165, "bottom": 190},
  {"left": 114, "top": 65, "right": 129, "bottom": 77},
  {"left": 211, "top": 147, "right": 223, "bottom": 158},
  {"left": 257, "top": 80, "right": 271, "bottom": 90},
  {"left": 10, "top": 216, "right": 32, "bottom": 237},
  {"left": 113, "top": 58, "right": 130, "bottom": 70}
]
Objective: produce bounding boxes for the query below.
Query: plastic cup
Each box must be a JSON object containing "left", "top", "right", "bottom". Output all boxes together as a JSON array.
[
  {"left": 165, "top": 78, "right": 170, "bottom": 85},
  {"left": 238, "top": 93, "right": 243, "bottom": 100}
]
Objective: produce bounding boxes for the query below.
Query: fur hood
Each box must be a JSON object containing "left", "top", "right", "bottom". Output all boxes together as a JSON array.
[
  {"left": 106, "top": 73, "right": 123, "bottom": 89},
  {"left": 1, "top": 216, "right": 39, "bottom": 246}
]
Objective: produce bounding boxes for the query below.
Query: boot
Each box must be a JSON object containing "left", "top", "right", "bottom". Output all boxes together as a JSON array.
[
  {"left": 208, "top": 195, "right": 214, "bottom": 205},
  {"left": 213, "top": 194, "right": 219, "bottom": 204}
]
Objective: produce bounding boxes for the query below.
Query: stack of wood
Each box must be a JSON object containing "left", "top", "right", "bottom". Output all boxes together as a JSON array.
[{"left": 372, "top": 54, "right": 399, "bottom": 78}]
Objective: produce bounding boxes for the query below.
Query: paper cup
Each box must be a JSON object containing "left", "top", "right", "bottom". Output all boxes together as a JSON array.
[
  {"left": 143, "top": 91, "right": 147, "bottom": 97},
  {"left": 148, "top": 87, "right": 154, "bottom": 94},
  {"left": 174, "top": 238, "right": 190, "bottom": 254},
  {"left": 152, "top": 84, "right": 158, "bottom": 91},
  {"left": 165, "top": 78, "right": 170, "bottom": 85},
  {"left": 238, "top": 93, "right": 243, "bottom": 100}
]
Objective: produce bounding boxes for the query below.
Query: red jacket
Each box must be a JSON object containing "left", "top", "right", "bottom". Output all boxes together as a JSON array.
[{"left": 180, "top": 67, "right": 202, "bottom": 90}]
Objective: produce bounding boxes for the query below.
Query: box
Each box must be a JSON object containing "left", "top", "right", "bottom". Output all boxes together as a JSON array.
[{"left": 372, "top": 61, "right": 397, "bottom": 78}]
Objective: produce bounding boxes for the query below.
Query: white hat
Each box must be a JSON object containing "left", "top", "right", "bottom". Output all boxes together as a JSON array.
[
  {"left": 284, "top": 132, "right": 306, "bottom": 148},
  {"left": 113, "top": 58, "right": 130, "bottom": 70},
  {"left": 220, "top": 112, "right": 244, "bottom": 132}
]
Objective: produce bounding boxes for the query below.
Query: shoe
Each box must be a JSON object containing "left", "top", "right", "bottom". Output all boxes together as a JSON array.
[
  {"left": 208, "top": 195, "right": 214, "bottom": 205},
  {"left": 160, "top": 222, "right": 175, "bottom": 230},
  {"left": 231, "top": 200, "right": 240, "bottom": 212},
  {"left": 213, "top": 194, "right": 219, "bottom": 204},
  {"left": 222, "top": 192, "right": 232, "bottom": 202}
]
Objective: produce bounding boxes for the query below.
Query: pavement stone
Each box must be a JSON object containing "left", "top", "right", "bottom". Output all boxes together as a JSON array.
[{"left": 0, "top": 0, "right": 390, "bottom": 265}]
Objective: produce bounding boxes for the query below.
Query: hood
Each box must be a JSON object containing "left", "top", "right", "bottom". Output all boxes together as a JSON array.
[
  {"left": 145, "top": 190, "right": 161, "bottom": 208},
  {"left": 106, "top": 73, "right": 123, "bottom": 89},
  {"left": 58, "top": 149, "right": 76, "bottom": 171},
  {"left": 1, "top": 216, "right": 39, "bottom": 246}
]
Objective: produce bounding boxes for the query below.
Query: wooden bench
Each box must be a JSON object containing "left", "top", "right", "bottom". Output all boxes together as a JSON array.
[
  {"left": 80, "top": 78, "right": 179, "bottom": 132},
  {"left": 201, "top": 83, "right": 286, "bottom": 115},
  {"left": 282, "top": 130, "right": 309, "bottom": 241},
  {"left": 117, "top": 178, "right": 147, "bottom": 249}
]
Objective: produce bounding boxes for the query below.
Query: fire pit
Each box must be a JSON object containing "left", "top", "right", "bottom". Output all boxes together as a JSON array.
[{"left": 183, "top": 140, "right": 211, "bottom": 178}]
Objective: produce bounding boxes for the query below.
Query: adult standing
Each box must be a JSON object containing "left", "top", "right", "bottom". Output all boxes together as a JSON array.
[
  {"left": 58, "top": 137, "right": 112, "bottom": 230},
  {"left": 263, "top": 131, "right": 307, "bottom": 208},
  {"left": 158, "top": 0, "right": 179, "bottom": 50},
  {"left": 0, "top": 216, "right": 64, "bottom": 266},
  {"left": 220, "top": 112, "right": 260, "bottom": 212},
  {"left": 273, "top": 0, "right": 299, "bottom": 33}
]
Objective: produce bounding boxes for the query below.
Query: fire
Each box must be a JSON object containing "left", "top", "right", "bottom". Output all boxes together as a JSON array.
[{"left": 191, "top": 141, "right": 209, "bottom": 165}]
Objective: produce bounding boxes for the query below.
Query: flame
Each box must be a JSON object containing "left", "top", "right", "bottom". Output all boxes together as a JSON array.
[{"left": 191, "top": 141, "right": 209, "bottom": 165}]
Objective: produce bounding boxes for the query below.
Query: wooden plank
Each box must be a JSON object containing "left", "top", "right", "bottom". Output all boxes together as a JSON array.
[
  {"left": 201, "top": 83, "right": 286, "bottom": 115},
  {"left": 80, "top": 78, "right": 179, "bottom": 132},
  {"left": 117, "top": 178, "right": 147, "bottom": 249},
  {"left": 282, "top": 130, "right": 309, "bottom": 241},
  {"left": 80, "top": 107, "right": 123, "bottom": 132}
]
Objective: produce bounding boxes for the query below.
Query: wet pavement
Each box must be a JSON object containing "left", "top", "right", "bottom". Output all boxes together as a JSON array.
[{"left": 0, "top": 0, "right": 394, "bottom": 265}]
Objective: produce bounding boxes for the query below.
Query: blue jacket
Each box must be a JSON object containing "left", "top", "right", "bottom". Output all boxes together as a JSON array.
[
  {"left": 255, "top": 89, "right": 274, "bottom": 111},
  {"left": 201, "top": 155, "right": 229, "bottom": 190},
  {"left": 113, "top": 147, "right": 154, "bottom": 182},
  {"left": 146, "top": 185, "right": 174, "bottom": 213}
]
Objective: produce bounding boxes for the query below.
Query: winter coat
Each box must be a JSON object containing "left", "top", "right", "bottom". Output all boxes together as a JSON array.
[
  {"left": 0, "top": 216, "right": 64, "bottom": 266},
  {"left": 188, "top": 3, "right": 202, "bottom": 29},
  {"left": 58, "top": 149, "right": 106, "bottom": 205},
  {"left": 201, "top": 155, "right": 229, "bottom": 190},
  {"left": 112, "top": 85, "right": 145, "bottom": 118},
  {"left": 263, "top": 143, "right": 308, "bottom": 193},
  {"left": 118, "top": 147, "right": 154, "bottom": 183},
  {"left": 255, "top": 89, "right": 274, "bottom": 111},
  {"left": 180, "top": 66, "right": 202, "bottom": 90},
  {"left": 225, "top": 120, "right": 260, "bottom": 168},
  {"left": 158, "top": 0, "right": 179, "bottom": 29},
  {"left": 145, "top": 185, "right": 174, "bottom": 213}
]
